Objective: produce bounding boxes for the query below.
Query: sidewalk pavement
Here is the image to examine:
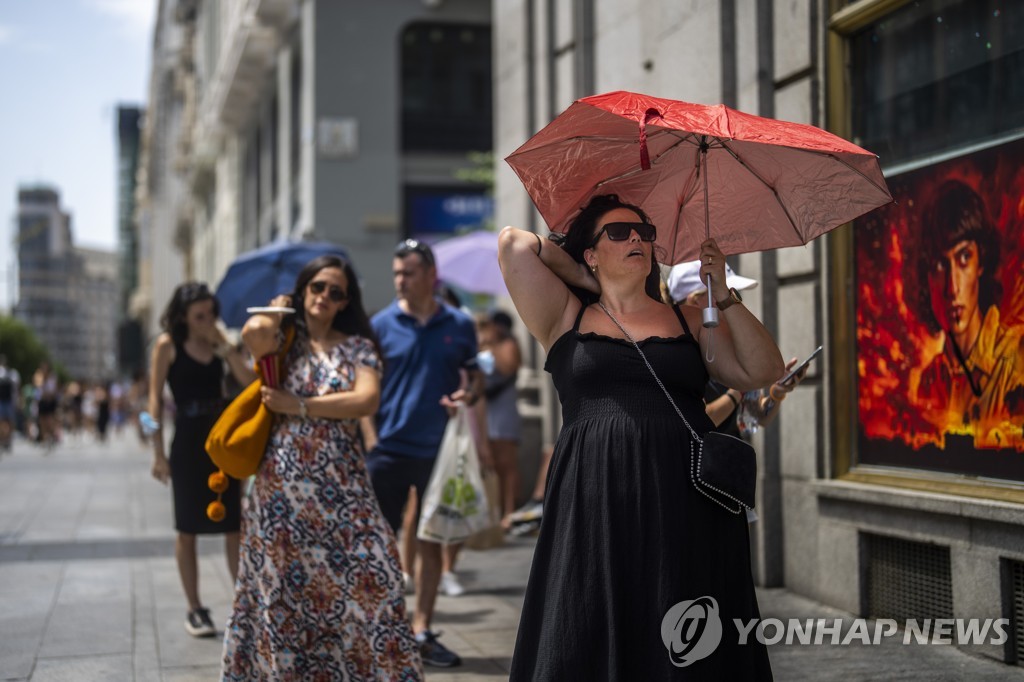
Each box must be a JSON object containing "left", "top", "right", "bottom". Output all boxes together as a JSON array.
[{"left": 1, "top": 432, "right": 1022, "bottom": 681}]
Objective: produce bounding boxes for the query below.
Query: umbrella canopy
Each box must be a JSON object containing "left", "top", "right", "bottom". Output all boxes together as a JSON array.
[
  {"left": 505, "top": 90, "right": 892, "bottom": 264},
  {"left": 215, "top": 240, "right": 352, "bottom": 328},
  {"left": 433, "top": 230, "right": 507, "bottom": 297}
]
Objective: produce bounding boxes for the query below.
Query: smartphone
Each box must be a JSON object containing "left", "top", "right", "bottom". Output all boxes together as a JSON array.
[{"left": 778, "top": 345, "right": 823, "bottom": 386}]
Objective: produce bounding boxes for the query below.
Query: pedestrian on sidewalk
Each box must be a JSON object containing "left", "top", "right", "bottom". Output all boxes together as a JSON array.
[
  {"left": 148, "top": 282, "right": 256, "bottom": 638},
  {"left": 32, "top": 362, "right": 60, "bottom": 448},
  {"left": 498, "top": 194, "right": 784, "bottom": 680},
  {"left": 364, "top": 239, "right": 482, "bottom": 668},
  {"left": 0, "top": 355, "right": 20, "bottom": 452},
  {"left": 221, "top": 255, "right": 423, "bottom": 681},
  {"left": 477, "top": 310, "right": 523, "bottom": 529}
]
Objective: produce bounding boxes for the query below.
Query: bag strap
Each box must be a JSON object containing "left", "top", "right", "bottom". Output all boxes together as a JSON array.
[
  {"left": 597, "top": 303, "right": 702, "bottom": 444},
  {"left": 599, "top": 302, "right": 748, "bottom": 514}
]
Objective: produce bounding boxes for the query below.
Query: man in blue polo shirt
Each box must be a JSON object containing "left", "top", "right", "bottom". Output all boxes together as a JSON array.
[{"left": 367, "top": 239, "right": 480, "bottom": 668}]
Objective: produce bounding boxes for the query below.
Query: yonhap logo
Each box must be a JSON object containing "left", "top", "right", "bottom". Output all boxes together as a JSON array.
[{"left": 661, "top": 596, "right": 723, "bottom": 667}]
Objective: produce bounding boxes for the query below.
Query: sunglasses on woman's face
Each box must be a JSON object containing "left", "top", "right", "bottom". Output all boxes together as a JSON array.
[
  {"left": 589, "top": 222, "right": 657, "bottom": 248},
  {"left": 308, "top": 280, "right": 348, "bottom": 303}
]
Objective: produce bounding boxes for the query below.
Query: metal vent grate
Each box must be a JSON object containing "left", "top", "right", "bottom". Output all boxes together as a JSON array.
[
  {"left": 1011, "top": 560, "right": 1024, "bottom": 667},
  {"left": 863, "top": 533, "right": 953, "bottom": 622}
]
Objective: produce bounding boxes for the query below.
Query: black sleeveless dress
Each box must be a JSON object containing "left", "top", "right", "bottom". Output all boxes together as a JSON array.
[
  {"left": 509, "top": 305, "right": 773, "bottom": 681},
  {"left": 166, "top": 342, "right": 241, "bottom": 534}
]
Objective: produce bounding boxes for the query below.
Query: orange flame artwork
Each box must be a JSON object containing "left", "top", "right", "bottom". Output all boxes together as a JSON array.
[{"left": 855, "top": 138, "right": 1024, "bottom": 481}]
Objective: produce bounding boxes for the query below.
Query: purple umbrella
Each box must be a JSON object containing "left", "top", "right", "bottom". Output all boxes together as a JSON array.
[{"left": 433, "top": 230, "right": 508, "bottom": 297}]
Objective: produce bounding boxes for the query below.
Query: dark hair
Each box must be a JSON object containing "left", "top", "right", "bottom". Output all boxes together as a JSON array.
[
  {"left": 908, "top": 180, "right": 1001, "bottom": 334},
  {"left": 160, "top": 282, "right": 219, "bottom": 345},
  {"left": 438, "top": 283, "right": 462, "bottom": 309},
  {"left": 558, "top": 194, "right": 663, "bottom": 304},
  {"left": 287, "top": 255, "right": 382, "bottom": 357},
  {"left": 394, "top": 238, "right": 436, "bottom": 269},
  {"left": 489, "top": 309, "right": 514, "bottom": 332}
]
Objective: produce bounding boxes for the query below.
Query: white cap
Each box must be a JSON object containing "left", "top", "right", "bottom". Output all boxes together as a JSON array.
[{"left": 666, "top": 260, "right": 759, "bottom": 303}]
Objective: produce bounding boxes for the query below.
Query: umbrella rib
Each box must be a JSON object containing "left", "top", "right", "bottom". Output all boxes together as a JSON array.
[
  {"left": 509, "top": 131, "right": 677, "bottom": 159},
  {"left": 666, "top": 162, "right": 702, "bottom": 263},
  {"left": 718, "top": 138, "right": 802, "bottom": 241},
  {"left": 782, "top": 147, "right": 893, "bottom": 199},
  {"left": 592, "top": 131, "right": 697, "bottom": 188},
  {"left": 650, "top": 132, "right": 699, "bottom": 165}
]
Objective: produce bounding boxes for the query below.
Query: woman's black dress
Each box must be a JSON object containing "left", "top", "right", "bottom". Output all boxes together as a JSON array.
[
  {"left": 166, "top": 342, "right": 241, "bottom": 534},
  {"left": 509, "top": 305, "right": 772, "bottom": 680}
]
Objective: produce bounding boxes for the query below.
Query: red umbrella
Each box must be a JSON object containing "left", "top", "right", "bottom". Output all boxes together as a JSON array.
[{"left": 506, "top": 90, "right": 892, "bottom": 266}]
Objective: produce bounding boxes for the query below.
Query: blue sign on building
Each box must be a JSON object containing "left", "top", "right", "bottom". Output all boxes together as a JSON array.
[{"left": 405, "top": 186, "right": 494, "bottom": 236}]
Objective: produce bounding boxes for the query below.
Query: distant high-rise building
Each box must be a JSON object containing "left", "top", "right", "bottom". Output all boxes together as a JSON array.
[
  {"left": 14, "top": 187, "right": 119, "bottom": 381},
  {"left": 14, "top": 187, "right": 77, "bottom": 369},
  {"left": 116, "top": 105, "right": 144, "bottom": 373}
]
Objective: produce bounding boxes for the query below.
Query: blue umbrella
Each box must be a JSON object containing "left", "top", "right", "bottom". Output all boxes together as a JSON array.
[{"left": 215, "top": 240, "right": 352, "bottom": 328}]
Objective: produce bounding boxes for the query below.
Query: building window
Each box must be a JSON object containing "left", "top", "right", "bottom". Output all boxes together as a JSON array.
[
  {"left": 850, "top": 0, "right": 1024, "bottom": 169},
  {"left": 401, "top": 22, "right": 492, "bottom": 152}
]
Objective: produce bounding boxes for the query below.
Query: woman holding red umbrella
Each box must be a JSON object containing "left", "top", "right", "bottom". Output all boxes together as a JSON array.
[{"left": 498, "top": 194, "right": 784, "bottom": 680}]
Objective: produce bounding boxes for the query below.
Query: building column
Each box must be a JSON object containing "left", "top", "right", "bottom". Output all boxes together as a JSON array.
[
  {"left": 277, "top": 46, "right": 293, "bottom": 240},
  {"left": 298, "top": 0, "right": 316, "bottom": 238}
]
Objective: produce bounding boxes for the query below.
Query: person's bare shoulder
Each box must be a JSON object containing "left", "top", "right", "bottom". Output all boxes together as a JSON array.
[{"left": 153, "top": 333, "right": 175, "bottom": 361}]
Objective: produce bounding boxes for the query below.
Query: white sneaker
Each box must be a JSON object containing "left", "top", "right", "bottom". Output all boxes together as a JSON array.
[
  {"left": 403, "top": 572, "right": 414, "bottom": 594},
  {"left": 439, "top": 571, "right": 465, "bottom": 597}
]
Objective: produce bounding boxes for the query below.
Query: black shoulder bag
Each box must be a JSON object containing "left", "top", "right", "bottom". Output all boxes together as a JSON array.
[{"left": 598, "top": 303, "right": 756, "bottom": 514}]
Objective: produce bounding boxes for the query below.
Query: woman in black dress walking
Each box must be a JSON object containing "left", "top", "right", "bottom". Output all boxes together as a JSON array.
[
  {"left": 148, "top": 283, "right": 255, "bottom": 637},
  {"left": 497, "top": 195, "right": 785, "bottom": 680}
]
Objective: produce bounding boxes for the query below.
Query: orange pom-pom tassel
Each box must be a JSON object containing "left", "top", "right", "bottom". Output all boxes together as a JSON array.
[
  {"left": 208, "top": 470, "right": 229, "bottom": 493},
  {"left": 207, "top": 500, "right": 226, "bottom": 522}
]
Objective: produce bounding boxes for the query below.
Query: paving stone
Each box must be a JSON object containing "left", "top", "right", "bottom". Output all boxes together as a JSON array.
[{"left": 29, "top": 653, "right": 132, "bottom": 681}]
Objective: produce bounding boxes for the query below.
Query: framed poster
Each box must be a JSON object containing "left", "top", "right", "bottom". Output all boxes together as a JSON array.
[{"left": 855, "top": 138, "right": 1024, "bottom": 481}]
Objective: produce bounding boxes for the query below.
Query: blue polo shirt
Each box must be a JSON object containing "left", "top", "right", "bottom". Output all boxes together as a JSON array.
[{"left": 371, "top": 300, "right": 478, "bottom": 459}]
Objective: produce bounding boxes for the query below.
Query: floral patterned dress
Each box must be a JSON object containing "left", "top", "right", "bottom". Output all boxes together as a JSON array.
[{"left": 222, "top": 334, "right": 422, "bottom": 682}]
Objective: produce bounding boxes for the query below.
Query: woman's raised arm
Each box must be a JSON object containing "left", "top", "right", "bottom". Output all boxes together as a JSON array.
[{"left": 497, "top": 226, "right": 596, "bottom": 350}]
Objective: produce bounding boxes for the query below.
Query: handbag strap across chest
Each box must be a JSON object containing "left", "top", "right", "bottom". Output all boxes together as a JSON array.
[
  {"left": 598, "top": 302, "right": 750, "bottom": 514},
  {"left": 597, "top": 302, "right": 703, "bottom": 443}
]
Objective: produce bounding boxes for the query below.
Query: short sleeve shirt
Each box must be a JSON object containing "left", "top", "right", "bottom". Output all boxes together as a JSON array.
[{"left": 371, "top": 300, "right": 478, "bottom": 458}]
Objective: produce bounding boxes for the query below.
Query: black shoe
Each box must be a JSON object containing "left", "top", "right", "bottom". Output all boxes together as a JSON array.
[
  {"left": 184, "top": 607, "right": 217, "bottom": 637},
  {"left": 417, "top": 630, "right": 462, "bottom": 667}
]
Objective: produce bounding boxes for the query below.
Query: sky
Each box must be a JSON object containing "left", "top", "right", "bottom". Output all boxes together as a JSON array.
[{"left": 0, "top": 0, "right": 156, "bottom": 310}]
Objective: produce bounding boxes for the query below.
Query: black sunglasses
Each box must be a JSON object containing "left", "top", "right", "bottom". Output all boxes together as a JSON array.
[
  {"left": 589, "top": 222, "right": 657, "bottom": 248},
  {"left": 308, "top": 280, "right": 348, "bottom": 303},
  {"left": 394, "top": 238, "right": 436, "bottom": 268}
]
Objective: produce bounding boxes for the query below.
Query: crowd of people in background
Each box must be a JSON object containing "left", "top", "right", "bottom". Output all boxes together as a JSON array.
[{"left": 0, "top": 353, "right": 152, "bottom": 453}]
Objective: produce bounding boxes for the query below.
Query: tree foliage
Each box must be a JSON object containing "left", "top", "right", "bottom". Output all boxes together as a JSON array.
[
  {"left": 454, "top": 151, "right": 495, "bottom": 194},
  {"left": 0, "top": 315, "right": 53, "bottom": 382}
]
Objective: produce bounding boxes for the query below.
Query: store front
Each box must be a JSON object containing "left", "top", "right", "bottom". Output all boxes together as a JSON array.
[{"left": 820, "top": 0, "right": 1024, "bottom": 664}]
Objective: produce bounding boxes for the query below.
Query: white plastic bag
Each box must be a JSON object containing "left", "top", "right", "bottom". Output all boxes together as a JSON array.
[{"left": 417, "top": 405, "right": 490, "bottom": 544}]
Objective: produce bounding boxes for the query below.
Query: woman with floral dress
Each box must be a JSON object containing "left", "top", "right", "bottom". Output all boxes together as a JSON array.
[{"left": 222, "top": 255, "right": 422, "bottom": 681}]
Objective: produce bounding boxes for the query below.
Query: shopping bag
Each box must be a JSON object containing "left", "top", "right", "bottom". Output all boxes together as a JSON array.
[
  {"left": 417, "top": 405, "right": 491, "bottom": 544},
  {"left": 464, "top": 468, "right": 505, "bottom": 550}
]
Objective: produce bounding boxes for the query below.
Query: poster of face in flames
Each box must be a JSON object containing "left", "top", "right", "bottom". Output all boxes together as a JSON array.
[{"left": 856, "top": 137, "right": 1024, "bottom": 481}]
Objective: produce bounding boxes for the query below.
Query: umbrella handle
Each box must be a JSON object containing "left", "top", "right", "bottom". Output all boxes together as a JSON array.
[{"left": 702, "top": 273, "right": 719, "bottom": 328}]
